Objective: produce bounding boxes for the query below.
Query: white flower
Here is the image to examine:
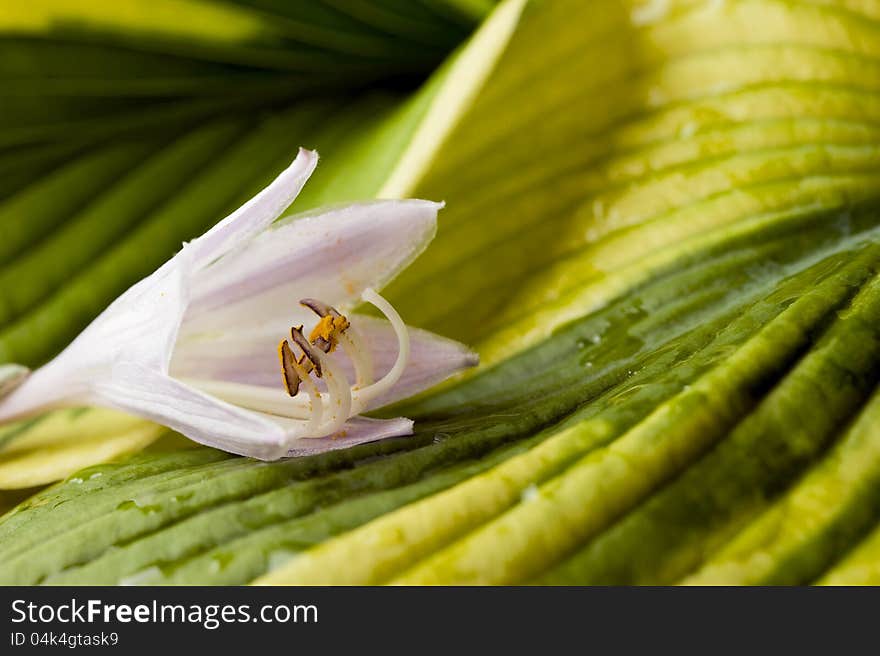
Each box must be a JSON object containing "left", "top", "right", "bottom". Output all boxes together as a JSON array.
[{"left": 0, "top": 149, "right": 477, "bottom": 460}]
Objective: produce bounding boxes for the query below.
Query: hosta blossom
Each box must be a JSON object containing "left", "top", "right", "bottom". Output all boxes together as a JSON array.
[{"left": 0, "top": 149, "right": 477, "bottom": 460}]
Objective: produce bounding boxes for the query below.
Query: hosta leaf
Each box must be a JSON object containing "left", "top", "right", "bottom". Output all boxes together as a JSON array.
[
  {"left": 2, "top": 200, "right": 879, "bottom": 584},
  {"left": 0, "top": 411, "right": 166, "bottom": 490},
  {"left": 0, "top": 408, "right": 168, "bottom": 489},
  {"left": 0, "top": 0, "right": 492, "bottom": 206},
  {"left": 291, "top": 0, "right": 880, "bottom": 367},
  {"left": 264, "top": 223, "right": 880, "bottom": 585},
  {"left": 292, "top": 0, "right": 527, "bottom": 209},
  {"left": 0, "top": 487, "right": 38, "bottom": 518},
  {"left": 819, "top": 512, "right": 880, "bottom": 585},
  {"left": 4, "top": 0, "right": 479, "bottom": 78},
  {"left": 0, "top": 142, "right": 157, "bottom": 260},
  {"left": 681, "top": 389, "right": 880, "bottom": 586},
  {"left": 382, "top": 0, "right": 880, "bottom": 360}
]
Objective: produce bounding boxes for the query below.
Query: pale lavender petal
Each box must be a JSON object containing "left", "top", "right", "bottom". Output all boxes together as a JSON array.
[
  {"left": 170, "top": 330, "right": 277, "bottom": 388},
  {"left": 92, "top": 361, "right": 289, "bottom": 460},
  {"left": 181, "top": 199, "right": 440, "bottom": 336},
  {"left": 285, "top": 416, "right": 414, "bottom": 457},
  {"left": 0, "top": 365, "right": 28, "bottom": 400},
  {"left": 341, "top": 316, "right": 478, "bottom": 409},
  {"left": 0, "top": 256, "right": 191, "bottom": 422},
  {"left": 186, "top": 149, "right": 318, "bottom": 270}
]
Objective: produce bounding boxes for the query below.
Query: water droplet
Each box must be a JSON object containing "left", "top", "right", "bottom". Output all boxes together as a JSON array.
[
  {"left": 521, "top": 484, "right": 540, "bottom": 502},
  {"left": 648, "top": 86, "right": 667, "bottom": 106},
  {"left": 678, "top": 121, "right": 698, "bottom": 138},
  {"left": 116, "top": 496, "right": 162, "bottom": 515},
  {"left": 631, "top": 0, "right": 670, "bottom": 26},
  {"left": 267, "top": 549, "right": 298, "bottom": 572},
  {"left": 119, "top": 566, "right": 162, "bottom": 586}
]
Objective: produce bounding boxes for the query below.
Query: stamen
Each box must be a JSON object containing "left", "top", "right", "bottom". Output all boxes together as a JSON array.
[
  {"left": 182, "top": 379, "right": 312, "bottom": 419},
  {"left": 311, "top": 315, "right": 350, "bottom": 352},
  {"left": 300, "top": 298, "right": 336, "bottom": 318},
  {"left": 300, "top": 298, "right": 350, "bottom": 353},
  {"left": 290, "top": 325, "right": 323, "bottom": 378},
  {"left": 310, "top": 347, "right": 351, "bottom": 437},
  {"left": 288, "top": 350, "right": 323, "bottom": 434},
  {"left": 278, "top": 339, "right": 302, "bottom": 397},
  {"left": 350, "top": 288, "right": 410, "bottom": 413},
  {"left": 273, "top": 291, "right": 408, "bottom": 436},
  {"left": 338, "top": 326, "right": 373, "bottom": 389}
]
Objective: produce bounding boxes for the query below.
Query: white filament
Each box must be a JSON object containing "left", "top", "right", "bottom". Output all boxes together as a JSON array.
[
  {"left": 350, "top": 288, "right": 410, "bottom": 413},
  {"left": 290, "top": 352, "right": 323, "bottom": 435},
  {"left": 309, "top": 348, "right": 350, "bottom": 437},
  {"left": 183, "top": 378, "right": 312, "bottom": 418},
  {"left": 338, "top": 324, "right": 373, "bottom": 389}
]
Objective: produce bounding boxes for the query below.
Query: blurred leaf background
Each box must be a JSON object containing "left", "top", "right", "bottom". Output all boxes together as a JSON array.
[{"left": 2, "top": 0, "right": 880, "bottom": 585}]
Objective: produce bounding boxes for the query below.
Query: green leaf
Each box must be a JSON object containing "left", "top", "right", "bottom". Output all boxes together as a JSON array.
[
  {"left": 3, "top": 200, "right": 879, "bottom": 584},
  {"left": 0, "top": 0, "right": 492, "bottom": 192},
  {"left": 0, "top": 408, "right": 167, "bottom": 489},
  {"left": 682, "top": 389, "right": 880, "bottom": 586}
]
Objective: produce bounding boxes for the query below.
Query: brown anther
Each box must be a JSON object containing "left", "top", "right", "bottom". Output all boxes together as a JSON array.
[
  {"left": 278, "top": 300, "right": 353, "bottom": 396},
  {"left": 290, "top": 326, "right": 323, "bottom": 377},
  {"left": 278, "top": 339, "right": 302, "bottom": 397},
  {"left": 311, "top": 316, "right": 350, "bottom": 352},
  {"left": 300, "top": 298, "right": 339, "bottom": 319},
  {"left": 300, "top": 298, "right": 350, "bottom": 353}
]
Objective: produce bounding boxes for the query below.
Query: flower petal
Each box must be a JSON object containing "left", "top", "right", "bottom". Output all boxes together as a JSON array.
[
  {"left": 186, "top": 148, "right": 318, "bottom": 270},
  {"left": 91, "top": 361, "right": 289, "bottom": 460},
  {"left": 170, "top": 315, "right": 478, "bottom": 409},
  {"left": 91, "top": 361, "right": 414, "bottom": 460},
  {"left": 0, "top": 256, "right": 191, "bottom": 421},
  {"left": 339, "top": 315, "right": 479, "bottom": 410},
  {"left": 180, "top": 199, "right": 440, "bottom": 335},
  {"left": 283, "top": 416, "right": 414, "bottom": 457},
  {"left": 0, "top": 365, "right": 28, "bottom": 400}
]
